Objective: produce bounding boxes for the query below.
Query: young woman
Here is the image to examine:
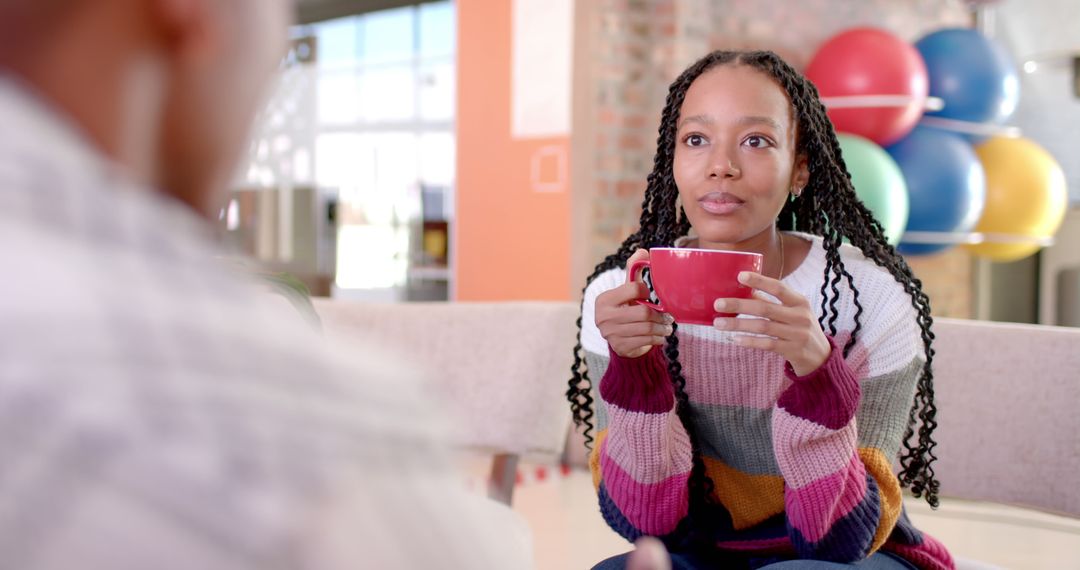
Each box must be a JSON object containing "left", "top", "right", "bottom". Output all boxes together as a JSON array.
[{"left": 567, "top": 50, "right": 952, "bottom": 570}]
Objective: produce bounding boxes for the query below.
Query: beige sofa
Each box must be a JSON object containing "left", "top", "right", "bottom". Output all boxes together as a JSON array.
[{"left": 312, "top": 298, "right": 1080, "bottom": 569}]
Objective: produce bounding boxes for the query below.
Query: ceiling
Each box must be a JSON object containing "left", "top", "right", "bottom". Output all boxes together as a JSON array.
[{"left": 295, "top": 0, "right": 442, "bottom": 24}]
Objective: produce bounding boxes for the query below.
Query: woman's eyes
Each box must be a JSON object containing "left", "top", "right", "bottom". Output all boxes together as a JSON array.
[
  {"left": 681, "top": 134, "right": 774, "bottom": 148},
  {"left": 685, "top": 134, "right": 706, "bottom": 147},
  {"left": 744, "top": 135, "right": 774, "bottom": 149}
]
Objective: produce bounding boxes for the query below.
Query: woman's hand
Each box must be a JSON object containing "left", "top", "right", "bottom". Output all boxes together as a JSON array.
[
  {"left": 627, "top": 537, "right": 671, "bottom": 570},
  {"left": 713, "top": 271, "right": 831, "bottom": 376},
  {"left": 595, "top": 249, "right": 674, "bottom": 358}
]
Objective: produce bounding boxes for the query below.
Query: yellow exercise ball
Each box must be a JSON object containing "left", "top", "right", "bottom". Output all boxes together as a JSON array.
[{"left": 962, "top": 136, "right": 1067, "bottom": 262}]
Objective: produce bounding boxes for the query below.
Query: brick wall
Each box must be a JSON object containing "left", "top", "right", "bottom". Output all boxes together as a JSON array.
[
  {"left": 589, "top": 0, "right": 680, "bottom": 267},
  {"left": 581, "top": 0, "right": 978, "bottom": 317}
]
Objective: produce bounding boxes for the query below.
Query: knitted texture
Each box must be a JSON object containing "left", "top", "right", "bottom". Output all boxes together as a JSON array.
[{"left": 580, "top": 233, "right": 953, "bottom": 570}]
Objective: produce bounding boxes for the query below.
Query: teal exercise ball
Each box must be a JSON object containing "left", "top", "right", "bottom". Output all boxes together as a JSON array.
[{"left": 837, "top": 133, "right": 909, "bottom": 245}]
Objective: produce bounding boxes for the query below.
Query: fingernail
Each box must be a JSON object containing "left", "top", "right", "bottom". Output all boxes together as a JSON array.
[
  {"left": 663, "top": 313, "right": 674, "bottom": 324},
  {"left": 713, "top": 318, "right": 730, "bottom": 330},
  {"left": 738, "top": 271, "right": 751, "bottom": 284},
  {"left": 664, "top": 325, "right": 674, "bottom": 336},
  {"left": 714, "top": 300, "right": 727, "bottom": 311}
]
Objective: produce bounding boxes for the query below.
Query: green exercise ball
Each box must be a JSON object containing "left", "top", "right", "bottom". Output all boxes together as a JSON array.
[{"left": 837, "top": 133, "right": 910, "bottom": 245}]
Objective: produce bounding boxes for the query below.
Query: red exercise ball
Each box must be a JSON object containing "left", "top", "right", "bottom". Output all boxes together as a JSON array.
[{"left": 806, "top": 27, "right": 929, "bottom": 145}]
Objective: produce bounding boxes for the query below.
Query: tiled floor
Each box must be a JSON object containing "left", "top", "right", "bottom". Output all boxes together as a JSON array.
[{"left": 506, "top": 466, "right": 1080, "bottom": 570}]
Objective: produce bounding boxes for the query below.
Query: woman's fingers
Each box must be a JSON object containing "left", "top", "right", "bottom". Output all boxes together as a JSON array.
[
  {"left": 713, "top": 316, "right": 798, "bottom": 339},
  {"left": 627, "top": 248, "right": 650, "bottom": 265},
  {"left": 627, "top": 536, "right": 671, "bottom": 570},
  {"left": 613, "top": 335, "right": 668, "bottom": 352},
  {"left": 714, "top": 296, "right": 793, "bottom": 322},
  {"left": 607, "top": 320, "right": 674, "bottom": 339},
  {"left": 595, "top": 249, "right": 673, "bottom": 359},
  {"left": 597, "top": 304, "right": 669, "bottom": 331},
  {"left": 730, "top": 333, "right": 781, "bottom": 352},
  {"left": 601, "top": 280, "right": 653, "bottom": 307},
  {"left": 603, "top": 317, "right": 671, "bottom": 359},
  {"left": 624, "top": 304, "right": 671, "bottom": 324},
  {"left": 736, "top": 270, "right": 808, "bottom": 307}
]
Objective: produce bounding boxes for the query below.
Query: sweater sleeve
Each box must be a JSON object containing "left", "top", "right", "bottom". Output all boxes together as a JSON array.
[
  {"left": 771, "top": 328, "right": 923, "bottom": 563},
  {"left": 589, "top": 346, "right": 694, "bottom": 541},
  {"left": 579, "top": 268, "right": 696, "bottom": 541}
]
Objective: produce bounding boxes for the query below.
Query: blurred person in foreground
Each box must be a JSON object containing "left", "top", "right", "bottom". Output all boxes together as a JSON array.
[{"left": 0, "top": 1, "right": 540, "bottom": 567}]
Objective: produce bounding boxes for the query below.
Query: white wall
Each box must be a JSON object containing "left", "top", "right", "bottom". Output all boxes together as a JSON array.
[
  {"left": 993, "top": 0, "right": 1080, "bottom": 204},
  {"left": 1039, "top": 207, "right": 1080, "bottom": 325}
]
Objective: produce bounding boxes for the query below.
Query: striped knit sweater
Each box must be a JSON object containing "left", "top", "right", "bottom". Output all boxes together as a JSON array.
[{"left": 580, "top": 233, "right": 954, "bottom": 569}]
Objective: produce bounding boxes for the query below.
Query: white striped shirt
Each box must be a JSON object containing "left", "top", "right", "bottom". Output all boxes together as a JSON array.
[{"left": 0, "top": 76, "right": 527, "bottom": 570}]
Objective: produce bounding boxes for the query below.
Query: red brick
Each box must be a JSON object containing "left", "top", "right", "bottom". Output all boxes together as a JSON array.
[{"left": 616, "top": 180, "right": 644, "bottom": 197}]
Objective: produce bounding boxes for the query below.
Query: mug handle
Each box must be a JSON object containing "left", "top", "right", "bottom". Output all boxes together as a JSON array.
[{"left": 626, "top": 259, "right": 665, "bottom": 312}]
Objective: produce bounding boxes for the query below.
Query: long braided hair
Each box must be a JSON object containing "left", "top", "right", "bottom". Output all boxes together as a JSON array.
[{"left": 566, "top": 50, "right": 941, "bottom": 521}]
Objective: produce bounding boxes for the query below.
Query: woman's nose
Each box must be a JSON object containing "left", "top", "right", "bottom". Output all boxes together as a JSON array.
[{"left": 708, "top": 155, "right": 741, "bottom": 179}]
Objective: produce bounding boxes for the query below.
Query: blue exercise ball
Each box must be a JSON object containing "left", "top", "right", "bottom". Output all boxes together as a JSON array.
[
  {"left": 886, "top": 126, "right": 986, "bottom": 255},
  {"left": 916, "top": 28, "right": 1020, "bottom": 127}
]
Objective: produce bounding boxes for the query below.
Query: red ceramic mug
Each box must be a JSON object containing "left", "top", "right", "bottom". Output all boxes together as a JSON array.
[{"left": 626, "top": 247, "right": 764, "bottom": 325}]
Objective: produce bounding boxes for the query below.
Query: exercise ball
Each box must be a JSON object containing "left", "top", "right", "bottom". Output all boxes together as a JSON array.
[
  {"left": 806, "top": 27, "right": 928, "bottom": 146},
  {"left": 916, "top": 28, "right": 1020, "bottom": 127},
  {"left": 886, "top": 126, "right": 986, "bottom": 255},
  {"left": 837, "top": 134, "right": 909, "bottom": 244},
  {"left": 963, "top": 136, "right": 1067, "bottom": 262}
]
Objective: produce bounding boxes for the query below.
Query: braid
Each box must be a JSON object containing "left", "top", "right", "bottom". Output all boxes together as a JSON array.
[
  {"left": 566, "top": 51, "right": 738, "bottom": 445},
  {"left": 748, "top": 51, "right": 941, "bottom": 506},
  {"left": 664, "top": 324, "right": 726, "bottom": 544},
  {"left": 567, "top": 50, "right": 941, "bottom": 521}
]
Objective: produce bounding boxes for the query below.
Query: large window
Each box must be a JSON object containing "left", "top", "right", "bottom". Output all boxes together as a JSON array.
[{"left": 235, "top": 1, "right": 455, "bottom": 300}]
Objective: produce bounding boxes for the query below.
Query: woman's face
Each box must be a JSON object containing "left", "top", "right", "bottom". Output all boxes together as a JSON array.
[{"left": 672, "top": 64, "right": 808, "bottom": 250}]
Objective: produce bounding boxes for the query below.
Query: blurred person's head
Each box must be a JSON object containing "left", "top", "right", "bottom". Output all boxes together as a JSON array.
[{"left": 0, "top": 0, "right": 291, "bottom": 217}]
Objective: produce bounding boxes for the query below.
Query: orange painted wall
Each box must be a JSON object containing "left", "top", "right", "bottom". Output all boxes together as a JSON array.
[{"left": 454, "top": 0, "right": 572, "bottom": 300}]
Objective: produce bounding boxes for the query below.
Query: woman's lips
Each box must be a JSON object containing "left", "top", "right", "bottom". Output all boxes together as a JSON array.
[{"left": 698, "top": 191, "right": 744, "bottom": 215}]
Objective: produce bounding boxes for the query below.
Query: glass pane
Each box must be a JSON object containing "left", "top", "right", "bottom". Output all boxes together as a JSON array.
[
  {"left": 332, "top": 132, "right": 417, "bottom": 291},
  {"left": 419, "top": 62, "right": 454, "bottom": 121},
  {"left": 371, "top": 132, "right": 420, "bottom": 223},
  {"left": 359, "top": 67, "right": 416, "bottom": 122},
  {"left": 361, "top": 6, "right": 415, "bottom": 65},
  {"left": 419, "top": 1, "right": 455, "bottom": 58},
  {"left": 418, "top": 132, "right": 455, "bottom": 188},
  {"left": 314, "top": 16, "right": 359, "bottom": 69},
  {"left": 272, "top": 4, "right": 459, "bottom": 296},
  {"left": 316, "top": 70, "right": 361, "bottom": 125},
  {"left": 335, "top": 225, "right": 409, "bottom": 289},
  {"left": 314, "top": 133, "right": 374, "bottom": 191}
]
